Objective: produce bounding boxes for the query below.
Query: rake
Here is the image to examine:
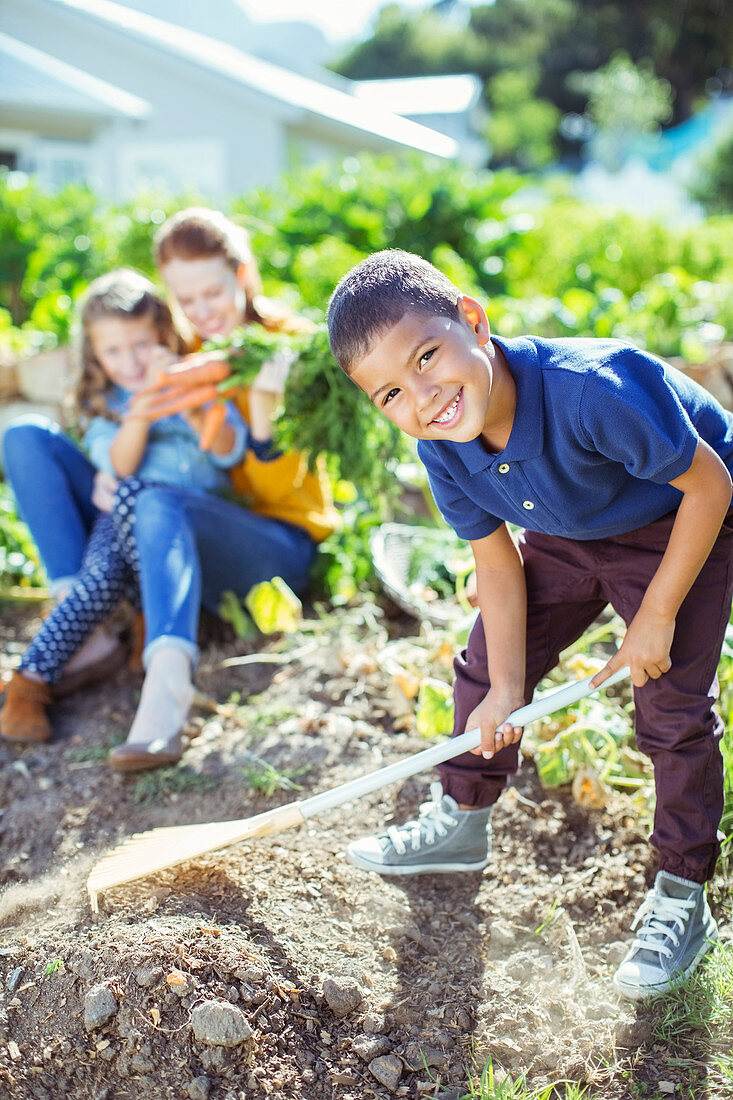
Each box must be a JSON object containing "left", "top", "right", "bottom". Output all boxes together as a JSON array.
[{"left": 87, "top": 666, "right": 630, "bottom": 910}]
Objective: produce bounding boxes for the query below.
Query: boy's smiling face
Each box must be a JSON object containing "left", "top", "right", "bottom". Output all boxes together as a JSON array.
[{"left": 349, "top": 296, "right": 496, "bottom": 444}]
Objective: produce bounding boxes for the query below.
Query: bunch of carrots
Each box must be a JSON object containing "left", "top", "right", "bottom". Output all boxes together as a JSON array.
[
  {"left": 137, "top": 324, "right": 409, "bottom": 505},
  {"left": 140, "top": 353, "right": 232, "bottom": 452}
]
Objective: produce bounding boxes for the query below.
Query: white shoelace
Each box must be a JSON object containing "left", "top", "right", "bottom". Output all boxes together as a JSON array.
[
  {"left": 386, "top": 782, "right": 458, "bottom": 855},
  {"left": 630, "top": 889, "right": 696, "bottom": 959}
]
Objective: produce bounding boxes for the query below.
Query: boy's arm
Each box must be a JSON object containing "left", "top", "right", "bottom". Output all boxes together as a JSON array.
[
  {"left": 466, "top": 522, "right": 528, "bottom": 758},
  {"left": 593, "top": 439, "right": 732, "bottom": 689}
]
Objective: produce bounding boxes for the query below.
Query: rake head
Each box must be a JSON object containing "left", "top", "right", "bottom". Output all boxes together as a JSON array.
[{"left": 87, "top": 802, "right": 306, "bottom": 912}]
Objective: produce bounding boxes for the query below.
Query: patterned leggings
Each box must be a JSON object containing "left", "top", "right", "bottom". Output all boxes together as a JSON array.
[{"left": 21, "top": 479, "right": 144, "bottom": 684}]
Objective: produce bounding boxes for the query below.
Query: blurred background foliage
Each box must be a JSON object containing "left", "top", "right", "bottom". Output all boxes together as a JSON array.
[
  {"left": 333, "top": 0, "right": 733, "bottom": 173},
  {"left": 2, "top": 155, "right": 732, "bottom": 361},
  {"left": 1, "top": 153, "right": 732, "bottom": 599}
]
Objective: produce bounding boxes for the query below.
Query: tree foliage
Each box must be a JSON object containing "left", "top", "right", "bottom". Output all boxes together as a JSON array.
[
  {"left": 334, "top": 0, "right": 733, "bottom": 168},
  {"left": 688, "top": 124, "right": 733, "bottom": 214}
]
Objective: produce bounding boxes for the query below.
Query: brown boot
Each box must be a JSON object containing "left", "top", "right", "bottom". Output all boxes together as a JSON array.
[{"left": 0, "top": 672, "right": 53, "bottom": 743}]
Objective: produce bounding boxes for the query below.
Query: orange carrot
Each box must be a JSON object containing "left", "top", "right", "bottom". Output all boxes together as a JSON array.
[
  {"left": 198, "top": 402, "right": 227, "bottom": 452},
  {"left": 140, "top": 358, "right": 231, "bottom": 396},
  {"left": 161, "top": 359, "right": 230, "bottom": 386},
  {"left": 141, "top": 383, "right": 220, "bottom": 422}
]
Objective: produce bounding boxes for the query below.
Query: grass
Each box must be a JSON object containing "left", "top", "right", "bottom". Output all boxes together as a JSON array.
[
  {"left": 64, "top": 733, "right": 125, "bottom": 763},
  {"left": 240, "top": 758, "right": 304, "bottom": 797},
  {"left": 458, "top": 1058, "right": 593, "bottom": 1099},
  {"left": 131, "top": 766, "right": 219, "bottom": 804}
]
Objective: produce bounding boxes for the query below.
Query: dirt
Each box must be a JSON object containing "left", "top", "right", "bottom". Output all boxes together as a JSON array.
[{"left": 0, "top": 598, "right": 730, "bottom": 1100}]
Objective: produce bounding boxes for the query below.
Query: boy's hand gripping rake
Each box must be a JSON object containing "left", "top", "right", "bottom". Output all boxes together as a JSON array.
[{"left": 87, "top": 667, "right": 629, "bottom": 910}]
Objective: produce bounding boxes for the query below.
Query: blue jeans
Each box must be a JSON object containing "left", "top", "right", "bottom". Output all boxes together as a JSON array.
[
  {"left": 2, "top": 416, "right": 99, "bottom": 594},
  {"left": 128, "top": 485, "right": 316, "bottom": 665},
  {"left": 2, "top": 417, "right": 317, "bottom": 665}
]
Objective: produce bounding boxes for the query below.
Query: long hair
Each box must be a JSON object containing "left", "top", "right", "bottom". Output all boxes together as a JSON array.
[
  {"left": 154, "top": 207, "right": 311, "bottom": 336},
  {"left": 75, "top": 269, "right": 183, "bottom": 422}
]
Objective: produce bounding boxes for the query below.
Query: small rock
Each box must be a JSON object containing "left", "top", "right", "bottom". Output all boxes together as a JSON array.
[
  {"left": 488, "top": 920, "right": 515, "bottom": 945},
  {"left": 84, "top": 984, "right": 118, "bottom": 1031},
  {"left": 352, "top": 1034, "right": 391, "bottom": 1062},
  {"left": 191, "top": 1000, "right": 253, "bottom": 1049},
  {"left": 130, "top": 1052, "right": 154, "bottom": 1074},
  {"left": 369, "top": 1054, "right": 403, "bottom": 1092},
  {"left": 187, "top": 1076, "right": 211, "bottom": 1100},
  {"left": 322, "top": 975, "right": 364, "bottom": 1018},
  {"left": 399, "top": 1041, "right": 448, "bottom": 1071},
  {"left": 6, "top": 967, "right": 23, "bottom": 993},
  {"left": 233, "top": 964, "right": 267, "bottom": 983},
  {"left": 165, "top": 969, "right": 193, "bottom": 996},
  {"left": 362, "top": 1011, "right": 386, "bottom": 1034},
  {"left": 135, "top": 966, "right": 163, "bottom": 988}
]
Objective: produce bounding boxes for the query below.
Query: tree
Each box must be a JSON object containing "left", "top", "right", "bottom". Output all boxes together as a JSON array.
[
  {"left": 485, "top": 70, "right": 561, "bottom": 169},
  {"left": 688, "top": 124, "right": 733, "bottom": 213},
  {"left": 333, "top": 0, "right": 733, "bottom": 165},
  {"left": 569, "top": 53, "right": 674, "bottom": 171}
]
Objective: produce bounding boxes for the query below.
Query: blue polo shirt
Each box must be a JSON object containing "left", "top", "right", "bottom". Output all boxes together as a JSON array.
[{"left": 417, "top": 336, "right": 733, "bottom": 542}]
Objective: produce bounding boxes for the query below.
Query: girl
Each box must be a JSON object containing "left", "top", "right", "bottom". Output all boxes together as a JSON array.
[
  {"left": 0, "top": 269, "right": 246, "bottom": 751},
  {"left": 104, "top": 208, "right": 337, "bottom": 772}
]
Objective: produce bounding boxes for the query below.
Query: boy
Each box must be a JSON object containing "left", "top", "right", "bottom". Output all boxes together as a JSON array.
[{"left": 326, "top": 249, "right": 733, "bottom": 1000}]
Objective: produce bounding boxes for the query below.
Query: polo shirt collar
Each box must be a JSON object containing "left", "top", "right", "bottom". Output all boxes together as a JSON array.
[{"left": 453, "top": 336, "right": 544, "bottom": 475}]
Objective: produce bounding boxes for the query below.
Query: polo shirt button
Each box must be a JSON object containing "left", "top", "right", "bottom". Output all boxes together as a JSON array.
[
  {"left": 522, "top": 500, "right": 535, "bottom": 510},
  {"left": 498, "top": 463, "right": 510, "bottom": 474}
]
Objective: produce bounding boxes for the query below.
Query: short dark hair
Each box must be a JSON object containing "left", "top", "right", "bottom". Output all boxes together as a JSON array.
[{"left": 327, "top": 249, "right": 460, "bottom": 374}]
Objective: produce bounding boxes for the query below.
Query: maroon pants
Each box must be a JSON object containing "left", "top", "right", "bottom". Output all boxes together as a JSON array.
[{"left": 439, "top": 509, "right": 733, "bottom": 883}]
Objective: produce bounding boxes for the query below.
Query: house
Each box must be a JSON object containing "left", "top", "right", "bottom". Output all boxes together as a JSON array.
[
  {"left": 352, "top": 73, "right": 487, "bottom": 167},
  {"left": 0, "top": 0, "right": 465, "bottom": 199}
]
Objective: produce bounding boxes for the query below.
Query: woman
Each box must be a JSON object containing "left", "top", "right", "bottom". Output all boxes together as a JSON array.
[{"left": 105, "top": 208, "right": 337, "bottom": 771}]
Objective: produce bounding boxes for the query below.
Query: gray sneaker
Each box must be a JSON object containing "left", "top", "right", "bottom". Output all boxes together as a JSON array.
[
  {"left": 345, "top": 781, "right": 491, "bottom": 875},
  {"left": 613, "top": 870, "right": 719, "bottom": 1000}
]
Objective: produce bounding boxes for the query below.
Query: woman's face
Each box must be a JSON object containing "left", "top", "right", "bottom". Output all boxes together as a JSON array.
[{"left": 160, "top": 255, "right": 246, "bottom": 340}]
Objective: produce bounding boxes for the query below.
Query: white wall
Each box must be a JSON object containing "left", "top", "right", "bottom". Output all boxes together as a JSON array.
[{"left": 0, "top": 0, "right": 289, "bottom": 198}]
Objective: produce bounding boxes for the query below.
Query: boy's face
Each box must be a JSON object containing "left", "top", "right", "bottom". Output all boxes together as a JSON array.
[{"left": 349, "top": 297, "right": 493, "bottom": 443}]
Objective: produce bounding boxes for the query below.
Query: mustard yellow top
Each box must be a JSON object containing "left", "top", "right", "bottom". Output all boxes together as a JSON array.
[{"left": 229, "top": 388, "right": 339, "bottom": 544}]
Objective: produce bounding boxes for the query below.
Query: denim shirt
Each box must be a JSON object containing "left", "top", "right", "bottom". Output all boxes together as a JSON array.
[{"left": 84, "top": 385, "right": 248, "bottom": 493}]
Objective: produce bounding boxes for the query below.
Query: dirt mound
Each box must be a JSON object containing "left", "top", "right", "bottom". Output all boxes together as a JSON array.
[{"left": 0, "top": 602, "right": 707, "bottom": 1098}]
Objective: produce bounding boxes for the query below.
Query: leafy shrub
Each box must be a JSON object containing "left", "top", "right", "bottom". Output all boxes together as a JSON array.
[{"left": 688, "top": 124, "right": 733, "bottom": 214}]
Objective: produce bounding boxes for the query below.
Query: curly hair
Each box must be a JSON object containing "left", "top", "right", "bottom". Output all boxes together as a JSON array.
[{"left": 74, "top": 269, "right": 183, "bottom": 423}]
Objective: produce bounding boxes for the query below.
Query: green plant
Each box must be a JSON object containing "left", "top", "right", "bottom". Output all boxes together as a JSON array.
[
  {"left": 461, "top": 1056, "right": 587, "bottom": 1099},
  {"left": 132, "top": 767, "right": 218, "bottom": 804},
  {"left": 240, "top": 759, "right": 304, "bottom": 797},
  {"left": 0, "top": 481, "right": 46, "bottom": 591},
  {"left": 64, "top": 734, "right": 125, "bottom": 763},
  {"left": 688, "top": 124, "right": 733, "bottom": 214}
]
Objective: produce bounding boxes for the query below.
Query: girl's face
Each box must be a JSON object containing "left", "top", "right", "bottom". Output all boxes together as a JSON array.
[
  {"left": 160, "top": 255, "right": 246, "bottom": 340},
  {"left": 88, "top": 314, "right": 159, "bottom": 391}
]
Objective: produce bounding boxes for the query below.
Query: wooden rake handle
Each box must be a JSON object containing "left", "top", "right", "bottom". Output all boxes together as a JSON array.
[{"left": 87, "top": 667, "right": 629, "bottom": 910}]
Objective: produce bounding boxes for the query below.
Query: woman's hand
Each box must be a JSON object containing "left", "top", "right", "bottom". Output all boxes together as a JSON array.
[
  {"left": 91, "top": 470, "right": 119, "bottom": 512},
  {"left": 467, "top": 686, "right": 526, "bottom": 759},
  {"left": 251, "top": 351, "right": 294, "bottom": 395}
]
